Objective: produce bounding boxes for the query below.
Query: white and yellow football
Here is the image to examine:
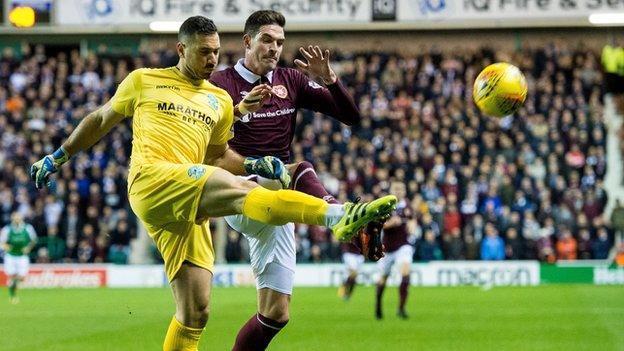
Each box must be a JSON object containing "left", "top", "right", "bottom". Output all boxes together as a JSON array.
[{"left": 473, "top": 62, "right": 528, "bottom": 118}]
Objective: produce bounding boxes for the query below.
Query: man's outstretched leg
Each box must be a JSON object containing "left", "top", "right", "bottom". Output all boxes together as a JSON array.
[
  {"left": 196, "top": 168, "right": 397, "bottom": 241},
  {"left": 164, "top": 263, "right": 212, "bottom": 351}
]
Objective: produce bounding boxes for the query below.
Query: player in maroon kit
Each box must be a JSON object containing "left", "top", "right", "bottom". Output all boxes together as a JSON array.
[
  {"left": 338, "top": 242, "right": 365, "bottom": 300},
  {"left": 339, "top": 220, "right": 385, "bottom": 300},
  {"left": 375, "top": 182, "right": 415, "bottom": 320},
  {"left": 210, "top": 10, "right": 386, "bottom": 350}
]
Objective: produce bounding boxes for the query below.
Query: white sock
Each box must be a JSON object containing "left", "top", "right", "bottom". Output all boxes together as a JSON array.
[{"left": 324, "top": 204, "right": 345, "bottom": 228}]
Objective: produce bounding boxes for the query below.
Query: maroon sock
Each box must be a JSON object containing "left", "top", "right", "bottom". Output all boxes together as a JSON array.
[
  {"left": 344, "top": 275, "right": 356, "bottom": 297},
  {"left": 232, "top": 313, "right": 288, "bottom": 351},
  {"left": 292, "top": 161, "right": 338, "bottom": 204},
  {"left": 376, "top": 283, "right": 385, "bottom": 311},
  {"left": 399, "top": 275, "right": 410, "bottom": 311}
]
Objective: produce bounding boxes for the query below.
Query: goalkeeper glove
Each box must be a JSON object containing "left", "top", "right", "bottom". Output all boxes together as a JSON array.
[
  {"left": 243, "top": 156, "right": 291, "bottom": 189},
  {"left": 30, "top": 147, "right": 70, "bottom": 190}
]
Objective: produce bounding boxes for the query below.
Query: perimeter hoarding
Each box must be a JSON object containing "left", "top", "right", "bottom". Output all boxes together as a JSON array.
[
  {"left": 2, "top": 261, "right": 622, "bottom": 288},
  {"left": 55, "top": 0, "right": 370, "bottom": 26},
  {"left": 53, "top": 0, "right": 623, "bottom": 29}
]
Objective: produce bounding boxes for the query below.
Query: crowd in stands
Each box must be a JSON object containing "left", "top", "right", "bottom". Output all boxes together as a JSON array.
[
  {"left": 284, "top": 43, "right": 617, "bottom": 264},
  {"left": 1, "top": 44, "right": 136, "bottom": 264},
  {"left": 0, "top": 40, "right": 620, "bottom": 265}
]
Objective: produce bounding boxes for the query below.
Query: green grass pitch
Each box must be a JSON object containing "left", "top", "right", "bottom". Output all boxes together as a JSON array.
[{"left": 1, "top": 285, "right": 623, "bottom": 350}]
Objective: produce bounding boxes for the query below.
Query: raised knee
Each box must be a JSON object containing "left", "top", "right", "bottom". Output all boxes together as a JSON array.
[
  {"left": 179, "top": 303, "right": 210, "bottom": 328},
  {"left": 298, "top": 161, "right": 314, "bottom": 170},
  {"left": 196, "top": 303, "right": 210, "bottom": 326}
]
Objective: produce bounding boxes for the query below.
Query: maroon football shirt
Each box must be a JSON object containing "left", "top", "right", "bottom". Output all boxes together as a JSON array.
[
  {"left": 383, "top": 205, "right": 413, "bottom": 253},
  {"left": 341, "top": 242, "right": 362, "bottom": 255},
  {"left": 210, "top": 59, "right": 360, "bottom": 162}
]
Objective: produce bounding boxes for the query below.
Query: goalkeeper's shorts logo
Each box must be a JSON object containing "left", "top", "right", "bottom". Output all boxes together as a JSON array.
[{"left": 187, "top": 166, "right": 206, "bottom": 180}]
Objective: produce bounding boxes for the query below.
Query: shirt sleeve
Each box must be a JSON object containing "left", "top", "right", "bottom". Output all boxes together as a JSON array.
[
  {"left": 209, "top": 93, "right": 235, "bottom": 145},
  {"left": 0, "top": 227, "right": 8, "bottom": 244},
  {"left": 294, "top": 70, "right": 361, "bottom": 126},
  {"left": 26, "top": 225, "right": 37, "bottom": 243},
  {"left": 110, "top": 69, "right": 142, "bottom": 117}
]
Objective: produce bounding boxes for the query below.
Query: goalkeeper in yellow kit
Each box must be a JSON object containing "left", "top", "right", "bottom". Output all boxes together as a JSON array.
[{"left": 30, "top": 16, "right": 396, "bottom": 351}]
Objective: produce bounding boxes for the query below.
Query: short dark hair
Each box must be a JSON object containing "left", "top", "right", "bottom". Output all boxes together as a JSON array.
[
  {"left": 244, "top": 10, "right": 285, "bottom": 36},
  {"left": 179, "top": 16, "right": 218, "bottom": 42}
]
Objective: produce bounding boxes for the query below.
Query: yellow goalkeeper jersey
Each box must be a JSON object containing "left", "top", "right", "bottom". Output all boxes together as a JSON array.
[{"left": 110, "top": 67, "right": 234, "bottom": 182}]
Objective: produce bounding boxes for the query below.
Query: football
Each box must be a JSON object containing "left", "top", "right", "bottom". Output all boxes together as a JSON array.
[{"left": 473, "top": 62, "right": 528, "bottom": 117}]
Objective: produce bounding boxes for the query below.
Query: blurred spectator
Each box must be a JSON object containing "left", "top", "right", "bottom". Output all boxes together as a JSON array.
[
  {"left": 615, "top": 243, "right": 624, "bottom": 267},
  {"left": 416, "top": 229, "right": 442, "bottom": 261},
  {"left": 35, "top": 247, "right": 50, "bottom": 263},
  {"left": 225, "top": 230, "right": 243, "bottom": 263},
  {"left": 462, "top": 233, "right": 479, "bottom": 260},
  {"left": 480, "top": 223, "right": 505, "bottom": 260},
  {"left": 591, "top": 228, "right": 611, "bottom": 259},
  {"left": 610, "top": 199, "right": 624, "bottom": 242},
  {"left": 105, "top": 218, "right": 130, "bottom": 264},
  {"left": 77, "top": 238, "right": 94, "bottom": 263},
  {"left": 556, "top": 228, "right": 578, "bottom": 260},
  {"left": 39, "top": 226, "right": 65, "bottom": 263},
  {"left": 310, "top": 244, "right": 324, "bottom": 263},
  {"left": 504, "top": 227, "right": 524, "bottom": 260},
  {"left": 481, "top": 188, "right": 503, "bottom": 217},
  {"left": 443, "top": 204, "right": 461, "bottom": 235},
  {"left": 577, "top": 229, "right": 592, "bottom": 260},
  {"left": 442, "top": 228, "right": 465, "bottom": 260}
]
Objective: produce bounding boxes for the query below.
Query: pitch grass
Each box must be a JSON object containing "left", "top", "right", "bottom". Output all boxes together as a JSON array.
[{"left": 1, "top": 285, "right": 623, "bottom": 351}]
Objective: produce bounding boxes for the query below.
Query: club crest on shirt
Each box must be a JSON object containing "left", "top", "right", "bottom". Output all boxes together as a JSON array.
[
  {"left": 272, "top": 85, "right": 288, "bottom": 99},
  {"left": 206, "top": 94, "right": 219, "bottom": 111},
  {"left": 187, "top": 166, "right": 206, "bottom": 180}
]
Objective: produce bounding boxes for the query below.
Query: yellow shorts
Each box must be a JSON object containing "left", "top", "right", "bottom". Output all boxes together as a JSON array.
[{"left": 128, "top": 162, "right": 217, "bottom": 282}]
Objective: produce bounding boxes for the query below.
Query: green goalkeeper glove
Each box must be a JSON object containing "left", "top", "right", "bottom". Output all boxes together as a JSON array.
[
  {"left": 243, "top": 156, "right": 291, "bottom": 189},
  {"left": 30, "top": 147, "right": 70, "bottom": 190}
]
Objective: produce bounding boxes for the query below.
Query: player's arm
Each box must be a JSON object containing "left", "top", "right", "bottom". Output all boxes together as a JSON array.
[
  {"left": 0, "top": 227, "right": 9, "bottom": 252},
  {"left": 294, "top": 46, "right": 360, "bottom": 126},
  {"left": 204, "top": 143, "right": 246, "bottom": 175},
  {"left": 23, "top": 224, "right": 38, "bottom": 255},
  {"left": 31, "top": 69, "right": 140, "bottom": 190},
  {"left": 30, "top": 102, "right": 126, "bottom": 189},
  {"left": 62, "top": 102, "right": 125, "bottom": 157},
  {"left": 204, "top": 143, "right": 291, "bottom": 188}
]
